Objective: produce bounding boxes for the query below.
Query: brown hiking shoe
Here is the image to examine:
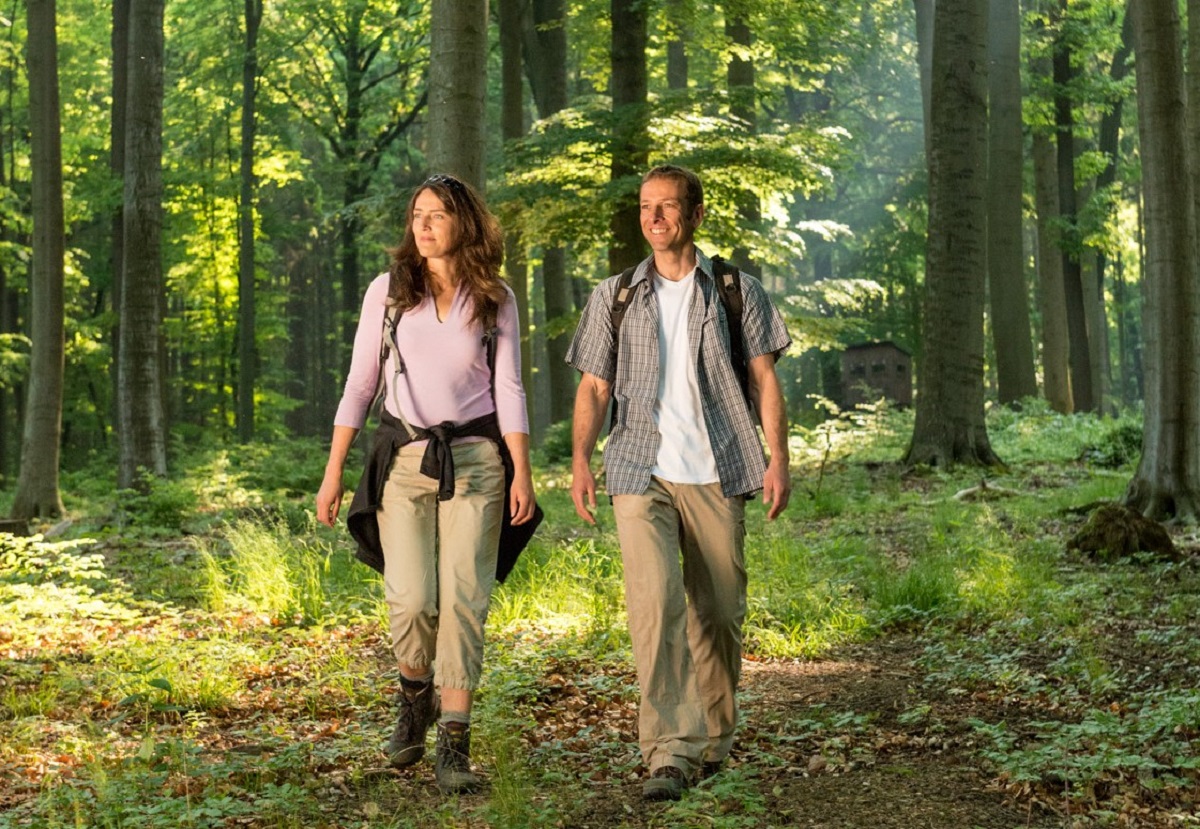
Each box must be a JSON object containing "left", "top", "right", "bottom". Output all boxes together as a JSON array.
[
  {"left": 435, "top": 721, "right": 481, "bottom": 794},
  {"left": 385, "top": 680, "right": 439, "bottom": 768},
  {"left": 642, "top": 765, "right": 689, "bottom": 801}
]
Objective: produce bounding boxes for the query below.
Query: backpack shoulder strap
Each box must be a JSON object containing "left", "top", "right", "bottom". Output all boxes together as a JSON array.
[
  {"left": 482, "top": 321, "right": 499, "bottom": 396},
  {"left": 377, "top": 304, "right": 418, "bottom": 440},
  {"left": 607, "top": 267, "right": 638, "bottom": 431},
  {"left": 710, "top": 256, "right": 749, "bottom": 402},
  {"left": 610, "top": 266, "right": 638, "bottom": 358}
]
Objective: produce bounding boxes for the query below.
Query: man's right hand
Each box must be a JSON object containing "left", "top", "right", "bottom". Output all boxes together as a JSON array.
[{"left": 571, "top": 460, "right": 599, "bottom": 525}]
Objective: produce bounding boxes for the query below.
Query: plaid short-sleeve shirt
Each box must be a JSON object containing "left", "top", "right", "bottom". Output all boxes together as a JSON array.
[{"left": 566, "top": 250, "right": 791, "bottom": 498}]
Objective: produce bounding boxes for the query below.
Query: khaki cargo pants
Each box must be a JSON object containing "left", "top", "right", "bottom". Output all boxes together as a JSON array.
[{"left": 613, "top": 477, "right": 747, "bottom": 776}]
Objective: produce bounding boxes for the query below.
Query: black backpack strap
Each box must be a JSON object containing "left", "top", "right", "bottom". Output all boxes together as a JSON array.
[
  {"left": 610, "top": 266, "right": 638, "bottom": 361},
  {"left": 607, "top": 267, "right": 638, "bottom": 431},
  {"left": 711, "top": 256, "right": 749, "bottom": 403},
  {"left": 482, "top": 322, "right": 499, "bottom": 391}
]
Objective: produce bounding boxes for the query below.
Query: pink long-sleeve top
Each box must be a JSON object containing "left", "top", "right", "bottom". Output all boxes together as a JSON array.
[{"left": 334, "top": 272, "right": 529, "bottom": 439}]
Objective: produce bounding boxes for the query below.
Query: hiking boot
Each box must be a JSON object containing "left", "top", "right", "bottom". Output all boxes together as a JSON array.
[
  {"left": 435, "top": 721, "right": 481, "bottom": 794},
  {"left": 642, "top": 765, "right": 688, "bottom": 801},
  {"left": 385, "top": 679, "right": 439, "bottom": 768}
]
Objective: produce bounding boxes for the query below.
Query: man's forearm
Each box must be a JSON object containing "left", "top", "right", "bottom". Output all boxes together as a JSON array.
[
  {"left": 572, "top": 375, "right": 611, "bottom": 464},
  {"left": 749, "top": 356, "right": 788, "bottom": 465}
]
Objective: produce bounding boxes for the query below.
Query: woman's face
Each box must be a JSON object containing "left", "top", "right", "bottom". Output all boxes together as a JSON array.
[{"left": 411, "top": 188, "right": 457, "bottom": 261}]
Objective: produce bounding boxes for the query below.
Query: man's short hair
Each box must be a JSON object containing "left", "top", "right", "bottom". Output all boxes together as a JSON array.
[{"left": 642, "top": 164, "right": 703, "bottom": 213}]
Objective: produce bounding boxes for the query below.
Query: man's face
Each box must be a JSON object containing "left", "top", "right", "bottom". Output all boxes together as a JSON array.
[{"left": 639, "top": 176, "right": 703, "bottom": 254}]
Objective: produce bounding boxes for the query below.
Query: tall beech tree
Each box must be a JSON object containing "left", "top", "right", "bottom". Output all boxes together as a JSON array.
[
  {"left": 118, "top": 0, "right": 168, "bottom": 488},
  {"left": 110, "top": 0, "right": 129, "bottom": 438},
  {"left": 987, "top": 0, "right": 1037, "bottom": 405},
  {"left": 13, "top": 0, "right": 65, "bottom": 518},
  {"left": 523, "top": 0, "right": 573, "bottom": 423},
  {"left": 726, "top": 5, "right": 761, "bottom": 277},
  {"left": 904, "top": 0, "right": 1000, "bottom": 467},
  {"left": 237, "top": 0, "right": 263, "bottom": 443},
  {"left": 427, "top": 0, "right": 488, "bottom": 186},
  {"left": 1052, "top": 0, "right": 1095, "bottom": 412},
  {"left": 1032, "top": 127, "right": 1073, "bottom": 413},
  {"left": 912, "top": 0, "right": 933, "bottom": 159},
  {"left": 665, "top": 0, "right": 690, "bottom": 90},
  {"left": 499, "top": 0, "right": 532, "bottom": 398},
  {"left": 608, "top": 0, "right": 648, "bottom": 275},
  {"left": 1122, "top": 0, "right": 1200, "bottom": 518}
]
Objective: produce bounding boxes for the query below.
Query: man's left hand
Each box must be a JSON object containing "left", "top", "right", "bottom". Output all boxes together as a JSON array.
[{"left": 762, "top": 459, "right": 791, "bottom": 520}]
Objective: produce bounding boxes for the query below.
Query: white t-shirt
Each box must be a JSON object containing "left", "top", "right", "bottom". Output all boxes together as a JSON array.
[{"left": 650, "top": 269, "right": 720, "bottom": 484}]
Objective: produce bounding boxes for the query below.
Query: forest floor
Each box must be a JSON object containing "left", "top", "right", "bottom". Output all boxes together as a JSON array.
[{"left": 2, "top": 407, "right": 1200, "bottom": 828}]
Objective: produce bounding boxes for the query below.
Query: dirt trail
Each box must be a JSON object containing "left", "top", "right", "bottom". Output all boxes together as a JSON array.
[{"left": 376, "top": 637, "right": 1056, "bottom": 828}]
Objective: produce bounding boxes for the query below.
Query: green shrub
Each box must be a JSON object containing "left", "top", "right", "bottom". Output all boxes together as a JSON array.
[{"left": 1079, "top": 416, "right": 1143, "bottom": 468}]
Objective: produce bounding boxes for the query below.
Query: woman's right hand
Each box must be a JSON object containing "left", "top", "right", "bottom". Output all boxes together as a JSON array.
[{"left": 315, "top": 471, "right": 345, "bottom": 527}]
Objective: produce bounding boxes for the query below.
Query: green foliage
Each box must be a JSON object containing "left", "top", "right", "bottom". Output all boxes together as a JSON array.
[
  {"left": 495, "top": 95, "right": 844, "bottom": 271},
  {"left": 199, "top": 517, "right": 369, "bottom": 624},
  {"left": 535, "top": 419, "right": 575, "bottom": 466},
  {"left": 118, "top": 478, "right": 200, "bottom": 534},
  {"left": 971, "top": 691, "right": 1200, "bottom": 801},
  {"left": 1079, "top": 414, "right": 1143, "bottom": 468}
]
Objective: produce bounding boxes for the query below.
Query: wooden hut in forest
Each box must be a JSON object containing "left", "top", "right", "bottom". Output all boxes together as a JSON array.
[{"left": 840, "top": 341, "right": 912, "bottom": 408}]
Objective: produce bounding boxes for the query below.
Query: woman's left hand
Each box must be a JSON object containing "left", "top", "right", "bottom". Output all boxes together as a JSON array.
[{"left": 509, "top": 470, "right": 536, "bottom": 525}]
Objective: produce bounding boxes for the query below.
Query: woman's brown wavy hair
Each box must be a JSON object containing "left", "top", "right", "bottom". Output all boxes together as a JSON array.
[{"left": 387, "top": 174, "right": 507, "bottom": 330}]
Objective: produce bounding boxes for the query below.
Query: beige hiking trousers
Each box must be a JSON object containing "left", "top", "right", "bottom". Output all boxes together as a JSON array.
[
  {"left": 377, "top": 439, "right": 504, "bottom": 691},
  {"left": 612, "top": 478, "right": 747, "bottom": 775}
]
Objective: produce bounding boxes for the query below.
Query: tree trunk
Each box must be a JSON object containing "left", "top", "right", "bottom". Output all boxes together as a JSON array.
[
  {"left": 666, "top": 0, "right": 689, "bottom": 90},
  {"left": 1094, "top": 7, "right": 1133, "bottom": 412},
  {"left": 118, "top": 0, "right": 168, "bottom": 490},
  {"left": 12, "top": 0, "right": 65, "bottom": 519},
  {"left": 1123, "top": 0, "right": 1200, "bottom": 519},
  {"left": 1053, "top": 1, "right": 1094, "bottom": 412},
  {"left": 522, "top": 0, "right": 573, "bottom": 424},
  {"left": 903, "top": 0, "right": 1000, "bottom": 468},
  {"left": 912, "top": 0, "right": 934, "bottom": 160},
  {"left": 110, "top": 0, "right": 129, "bottom": 444},
  {"left": 727, "top": 10, "right": 761, "bottom": 277},
  {"left": 499, "top": 0, "right": 534, "bottom": 426},
  {"left": 236, "top": 0, "right": 262, "bottom": 444},
  {"left": 428, "top": 0, "right": 488, "bottom": 188},
  {"left": 1031, "top": 102, "right": 1072, "bottom": 411},
  {"left": 987, "top": 0, "right": 1037, "bottom": 405},
  {"left": 1082, "top": 254, "right": 1112, "bottom": 413},
  {"left": 608, "top": 0, "right": 648, "bottom": 276}
]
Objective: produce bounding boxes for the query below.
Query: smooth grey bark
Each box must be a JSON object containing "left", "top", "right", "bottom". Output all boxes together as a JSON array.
[
  {"left": 726, "top": 10, "right": 761, "bottom": 277},
  {"left": 236, "top": 0, "right": 262, "bottom": 444},
  {"left": 427, "top": 0, "right": 488, "bottom": 187},
  {"left": 13, "top": 0, "right": 66, "bottom": 518},
  {"left": 912, "top": 0, "right": 934, "bottom": 159},
  {"left": 110, "top": 0, "right": 128, "bottom": 444},
  {"left": 1093, "top": 7, "right": 1133, "bottom": 412},
  {"left": 608, "top": 0, "right": 648, "bottom": 276},
  {"left": 522, "top": 0, "right": 573, "bottom": 424},
  {"left": 118, "top": 0, "right": 168, "bottom": 489},
  {"left": 903, "top": 0, "right": 1000, "bottom": 468},
  {"left": 1032, "top": 129, "right": 1073, "bottom": 413},
  {"left": 1053, "top": 0, "right": 1094, "bottom": 412},
  {"left": 1123, "top": 0, "right": 1200, "bottom": 519},
  {"left": 987, "top": 0, "right": 1037, "bottom": 404},
  {"left": 499, "top": 0, "right": 533, "bottom": 410},
  {"left": 665, "top": 0, "right": 690, "bottom": 90}
]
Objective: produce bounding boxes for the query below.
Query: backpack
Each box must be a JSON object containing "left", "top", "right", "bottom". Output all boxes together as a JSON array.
[{"left": 609, "top": 255, "right": 749, "bottom": 411}]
